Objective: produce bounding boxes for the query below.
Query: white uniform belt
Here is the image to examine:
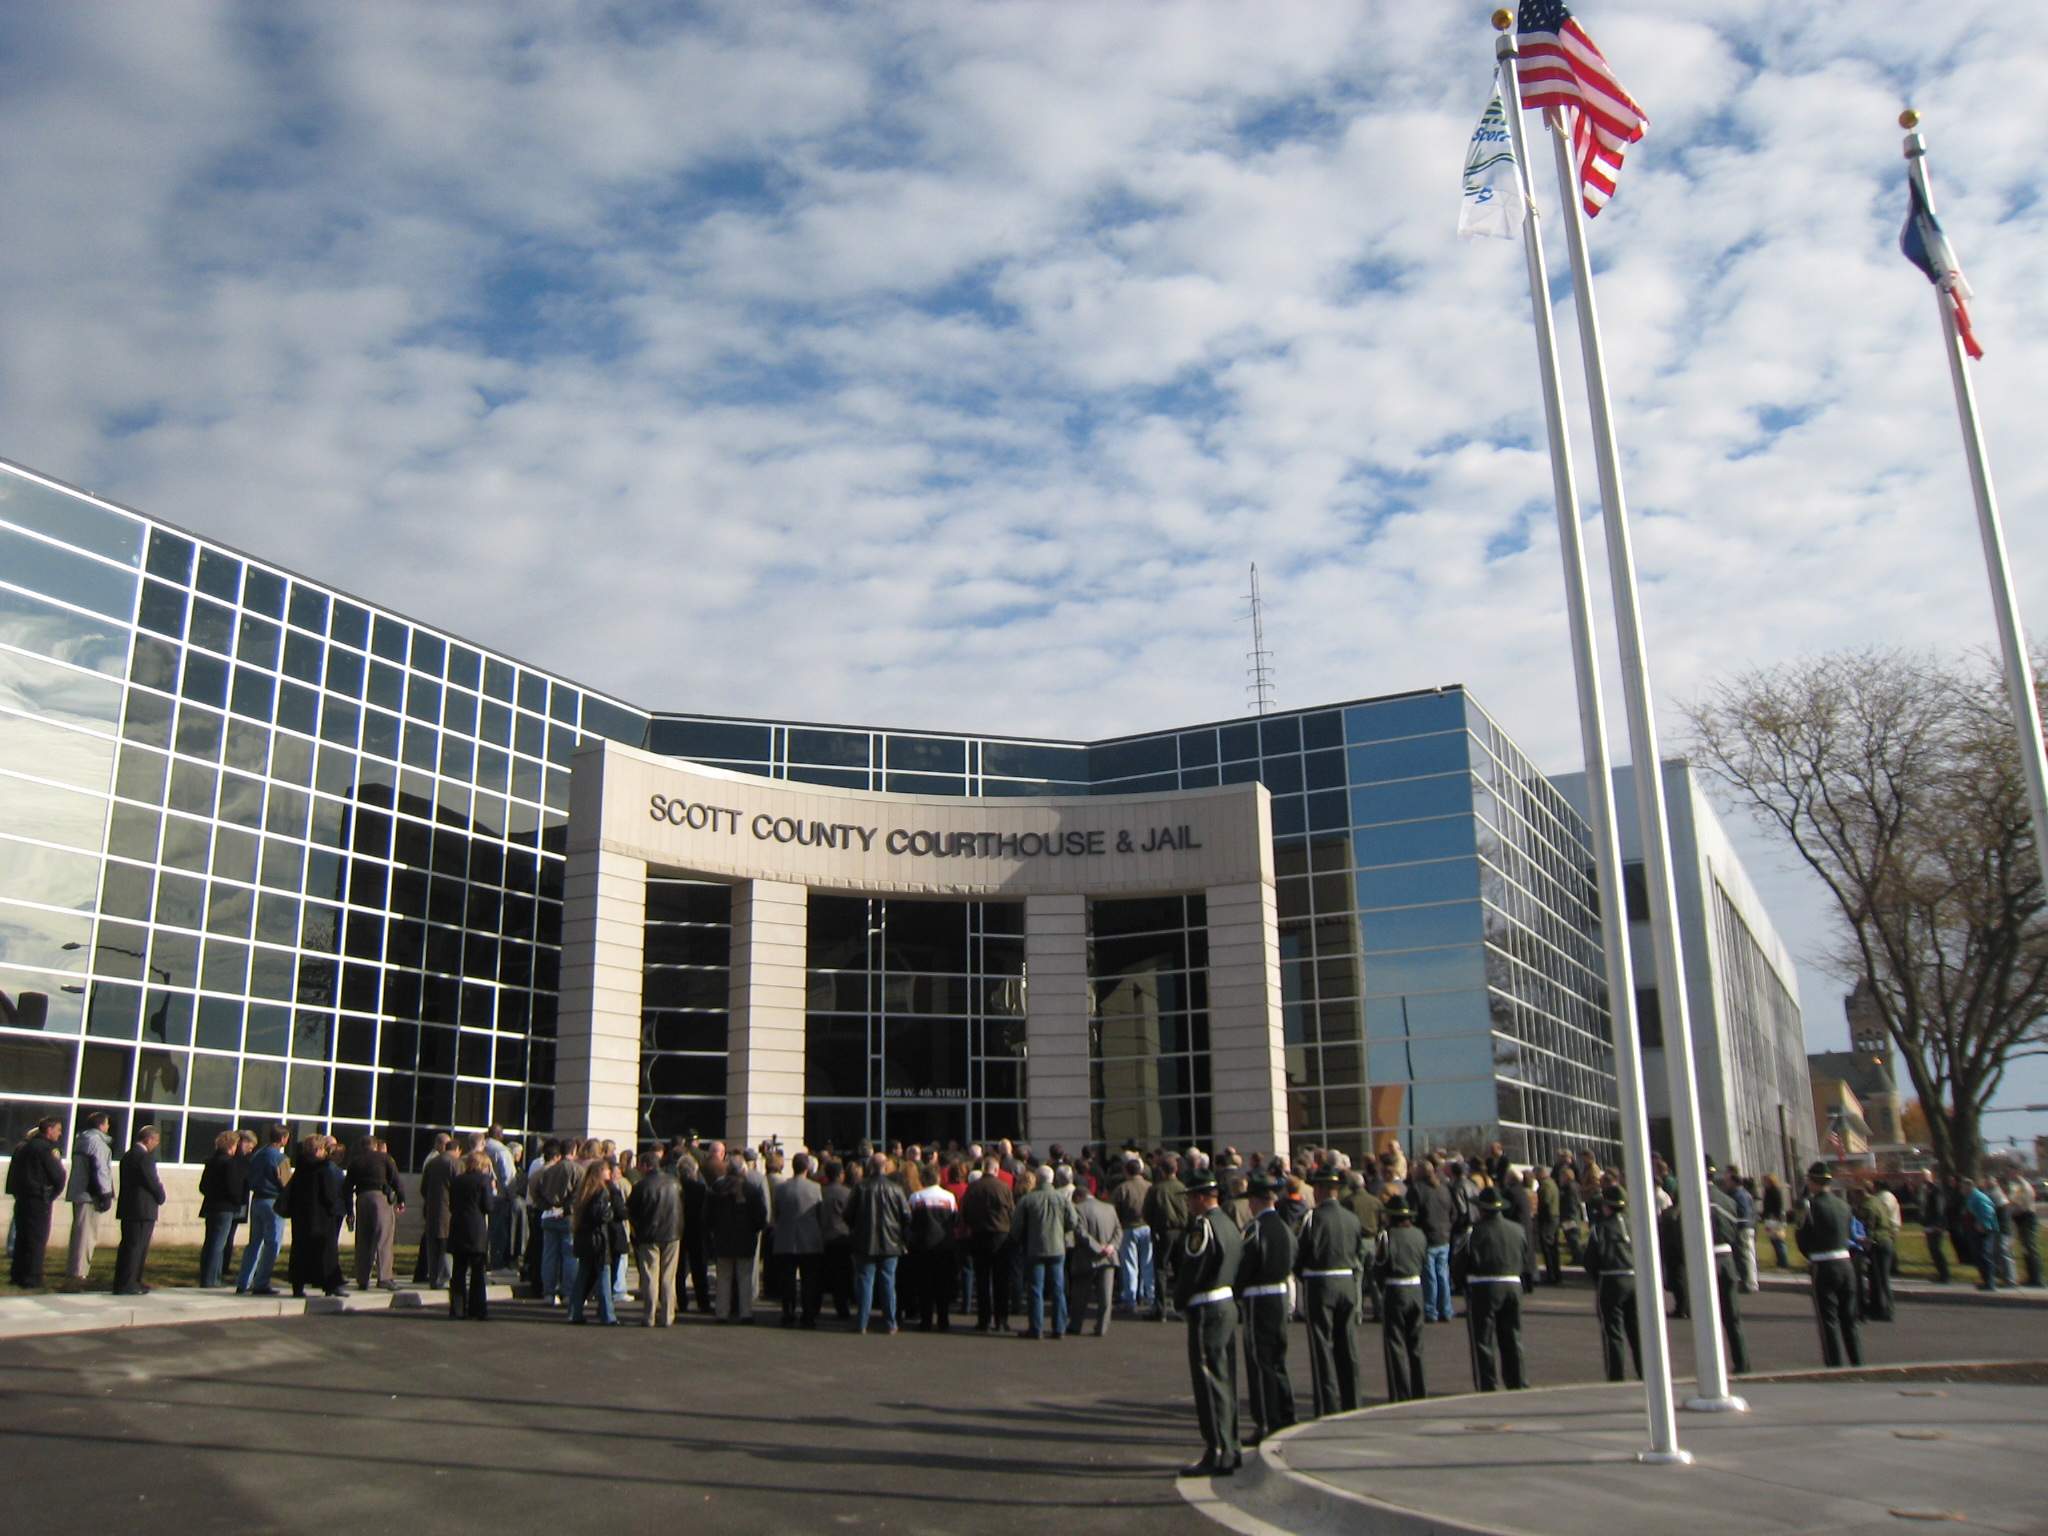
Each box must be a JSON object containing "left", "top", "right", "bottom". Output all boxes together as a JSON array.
[
  {"left": 1301, "top": 1269, "right": 1354, "bottom": 1278},
  {"left": 1601, "top": 1269, "right": 1634, "bottom": 1278},
  {"left": 1382, "top": 1276, "right": 1422, "bottom": 1286},
  {"left": 1242, "top": 1283, "right": 1289, "bottom": 1297},
  {"left": 1712, "top": 1244, "right": 1732, "bottom": 1254},
  {"left": 1187, "top": 1286, "right": 1235, "bottom": 1307},
  {"left": 1466, "top": 1274, "right": 1521, "bottom": 1284},
  {"left": 1807, "top": 1250, "right": 1851, "bottom": 1263}
]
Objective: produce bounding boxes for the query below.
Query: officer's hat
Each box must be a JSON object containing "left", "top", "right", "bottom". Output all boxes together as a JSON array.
[
  {"left": 1703, "top": 1155, "right": 1719, "bottom": 1176},
  {"left": 1311, "top": 1168, "right": 1345, "bottom": 1188},
  {"left": 1184, "top": 1170, "right": 1219, "bottom": 1196},
  {"left": 1382, "top": 1193, "right": 1411, "bottom": 1219},
  {"left": 1475, "top": 1186, "right": 1507, "bottom": 1212},
  {"left": 1245, "top": 1172, "right": 1277, "bottom": 1197},
  {"left": 1806, "top": 1161, "right": 1833, "bottom": 1184}
]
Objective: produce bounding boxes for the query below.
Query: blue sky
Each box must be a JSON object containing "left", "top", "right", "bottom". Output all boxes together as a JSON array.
[{"left": 2, "top": 1, "right": 2045, "bottom": 1147}]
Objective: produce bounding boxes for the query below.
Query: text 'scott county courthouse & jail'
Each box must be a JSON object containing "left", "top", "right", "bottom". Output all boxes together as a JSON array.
[{"left": 0, "top": 459, "right": 1818, "bottom": 1193}]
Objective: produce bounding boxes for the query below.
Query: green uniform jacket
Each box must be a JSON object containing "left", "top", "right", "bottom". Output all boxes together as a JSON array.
[
  {"left": 1708, "top": 1187, "right": 1741, "bottom": 1257},
  {"left": 1174, "top": 1206, "right": 1244, "bottom": 1309},
  {"left": 1796, "top": 1191, "right": 1854, "bottom": 1258},
  {"left": 1295, "top": 1200, "right": 1366, "bottom": 1277},
  {"left": 1373, "top": 1223, "right": 1428, "bottom": 1284},
  {"left": 1464, "top": 1212, "right": 1525, "bottom": 1277},
  {"left": 1237, "top": 1208, "right": 1297, "bottom": 1290},
  {"left": 1146, "top": 1176, "right": 1189, "bottom": 1237},
  {"left": 1346, "top": 1189, "right": 1385, "bottom": 1238},
  {"left": 1581, "top": 1214, "right": 1632, "bottom": 1276}
]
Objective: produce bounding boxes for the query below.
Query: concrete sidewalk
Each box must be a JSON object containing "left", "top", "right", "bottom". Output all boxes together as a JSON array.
[
  {"left": 0, "top": 1283, "right": 516, "bottom": 1341},
  {"left": 1186, "top": 1370, "right": 2048, "bottom": 1536}
]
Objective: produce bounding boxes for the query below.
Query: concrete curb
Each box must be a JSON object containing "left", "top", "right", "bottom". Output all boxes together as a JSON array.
[
  {"left": 1181, "top": 1370, "right": 2048, "bottom": 1536},
  {"left": 1180, "top": 1389, "right": 1554, "bottom": 1536},
  {"left": 1752, "top": 1274, "right": 2048, "bottom": 1309},
  {"left": 0, "top": 1284, "right": 515, "bottom": 1341}
]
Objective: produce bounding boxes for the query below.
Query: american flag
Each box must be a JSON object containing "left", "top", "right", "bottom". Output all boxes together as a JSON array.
[{"left": 1516, "top": 0, "right": 1649, "bottom": 217}]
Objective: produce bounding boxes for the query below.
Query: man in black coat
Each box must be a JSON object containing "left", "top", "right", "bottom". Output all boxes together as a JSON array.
[
  {"left": 626, "top": 1153, "right": 683, "bottom": 1327},
  {"left": 678, "top": 1152, "right": 714, "bottom": 1313},
  {"left": 445, "top": 1151, "right": 495, "bottom": 1320},
  {"left": 113, "top": 1124, "right": 167, "bottom": 1295},
  {"left": 7, "top": 1115, "right": 67, "bottom": 1289}
]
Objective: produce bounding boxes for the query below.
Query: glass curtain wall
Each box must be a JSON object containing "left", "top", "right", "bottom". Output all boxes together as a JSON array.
[
  {"left": 803, "top": 894, "right": 1025, "bottom": 1151},
  {"left": 639, "top": 877, "right": 731, "bottom": 1141},
  {"left": 646, "top": 716, "right": 1090, "bottom": 798},
  {"left": 1092, "top": 690, "right": 1619, "bottom": 1166},
  {"left": 0, "top": 463, "right": 647, "bottom": 1164},
  {"left": 1089, "top": 894, "right": 1212, "bottom": 1147}
]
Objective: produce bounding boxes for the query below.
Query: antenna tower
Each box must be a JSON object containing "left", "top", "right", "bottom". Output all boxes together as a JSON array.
[{"left": 1245, "top": 562, "right": 1275, "bottom": 714}]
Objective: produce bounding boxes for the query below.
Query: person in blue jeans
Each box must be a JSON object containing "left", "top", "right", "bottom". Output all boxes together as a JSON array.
[
  {"left": 235, "top": 1124, "right": 291, "bottom": 1295},
  {"left": 528, "top": 1140, "right": 581, "bottom": 1305},
  {"left": 1964, "top": 1178, "right": 2003, "bottom": 1292},
  {"left": 196, "top": 1130, "right": 246, "bottom": 1288},
  {"left": 1025, "top": 1252, "right": 1068, "bottom": 1339},
  {"left": 855, "top": 1253, "right": 899, "bottom": 1332},
  {"left": 1422, "top": 1242, "right": 1453, "bottom": 1322},
  {"left": 1015, "top": 1166, "right": 1079, "bottom": 1339},
  {"left": 849, "top": 1153, "right": 909, "bottom": 1333},
  {"left": 1410, "top": 1166, "right": 1458, "bottom": 1322}
]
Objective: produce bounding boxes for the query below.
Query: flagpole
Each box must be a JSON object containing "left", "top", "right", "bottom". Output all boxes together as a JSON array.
[
  {"left": 1542, "top": 110, "right": 1745, "bottom": 1414},
  {"left": 1902, "top": 111, "right": 2048, "bottom": 899},
  {"left": 1493, "top": 15, "right": 1684, "bottom": 1464}
]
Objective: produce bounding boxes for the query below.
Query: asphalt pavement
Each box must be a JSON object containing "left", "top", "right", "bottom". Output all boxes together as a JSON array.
[{"left": 0, "top": 1281, "right": 2043, "bottom": 1536}]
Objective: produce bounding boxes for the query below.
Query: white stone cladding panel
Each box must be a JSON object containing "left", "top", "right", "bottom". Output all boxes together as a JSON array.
[
  {"left": 730, "top": 879, "right": 808, "bottom": 1150},
  {"left": 1206, "top": 879, "right": 1286, "bottom": 1153},
  {"left": 556, "top": 842, "right": 646, "bottom": 1148},
  {"left": 1025, "top": 892, "right": 1092, "bottom": 1148}
]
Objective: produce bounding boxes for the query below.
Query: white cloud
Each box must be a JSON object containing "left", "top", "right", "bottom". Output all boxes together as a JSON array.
[{"left": 5, "top": 1, "right": 2048, "bottom": 1112}]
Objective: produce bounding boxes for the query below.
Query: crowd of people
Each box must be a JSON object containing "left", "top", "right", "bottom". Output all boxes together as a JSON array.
[{"left": 6, "top": 1115, "right": 2044, "bottom": 1474}]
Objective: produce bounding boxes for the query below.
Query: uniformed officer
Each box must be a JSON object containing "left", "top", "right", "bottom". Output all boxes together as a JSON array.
[
  {"left": 1174, "top": 1170, "right": 1244, "bottom": 1477},
  {"left": 1373, "top": 1193, "right": 1428, "bottom": 1402},
  {"left": 1237, "top": 1172, "right": 1298, "bottom": 1445},
  {"left": 1795, "top": 1161, "right": 1863, "bottom": 1368},
  {"left": 1703, "top": 1158, "right": 1751, "bottom": 1375},
  {"left": 1580, "top": 1186, "right": 1642, "bottom": 1382},
  {"left": 1295, "top": 1168, "right": 1366, "bottom": 1416},
  {"left": 1461, "top": 1186, "right": 1528, "bottom": 1392}
]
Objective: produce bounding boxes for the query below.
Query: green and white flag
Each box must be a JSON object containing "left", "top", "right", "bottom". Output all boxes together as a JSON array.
[{"left": 1458, "top": 89, "right": 1525, "bottom": 241}]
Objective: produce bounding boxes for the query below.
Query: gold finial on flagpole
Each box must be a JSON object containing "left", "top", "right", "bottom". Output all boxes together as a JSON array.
[
  {"left": 1900, "top": 108, "right": 1921, "bottom": 130},
  {"left": 1493, "top": 9, "right": 1514, "bottom": 29}
]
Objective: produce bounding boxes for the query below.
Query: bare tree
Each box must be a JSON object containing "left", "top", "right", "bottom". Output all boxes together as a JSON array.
[{"left": 1685, "top": 647, "right": 2048, "bottom": 1176}]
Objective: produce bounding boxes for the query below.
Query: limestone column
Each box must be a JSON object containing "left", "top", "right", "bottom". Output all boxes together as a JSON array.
[
  {"left": 1206, "top": 879, "right": 1287, "bottom": 1153},
  {"left": 728, "top": 879, "right": 808, "bottom": 1152},
  {"left": 1024, "top": 892, "right": 1092, "bottom": 1149},
  {"left": 557, "top": 846, "right": 646, "bottom": 1148}
]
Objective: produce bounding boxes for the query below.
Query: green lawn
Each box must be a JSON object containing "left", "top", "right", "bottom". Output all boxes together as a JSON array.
[{"left": 1755, "top": 1228, "right": 1989, "bottom": 1281}]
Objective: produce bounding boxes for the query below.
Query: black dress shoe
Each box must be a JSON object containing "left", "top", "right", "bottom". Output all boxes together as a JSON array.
[
  {"left": 1213, "top": 1459, "right": 1240, "bottom": 1477},
  {"left": 1180, "top": 1456, "right": 1219, "bottom": 1478}
]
